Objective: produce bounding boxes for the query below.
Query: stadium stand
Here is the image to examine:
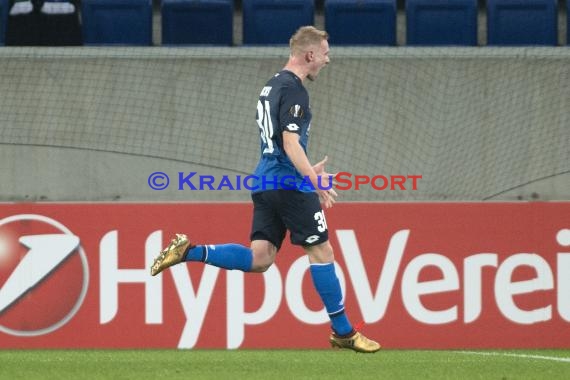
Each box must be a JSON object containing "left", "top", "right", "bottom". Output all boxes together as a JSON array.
[
  {"left": 161, "top": 0, "right": 233, "bottom": 46},
  {"left": 487, "top": 0, "right": 558, "bottom": 46},
  {"left": 4, "top": 0, "right": 82, "bottom": 46},
  {"left": 566, "top": 0, "right": 570, "bottom": 45},
  {"left": 242, "top": 0, "right": 314, "bottom": 44},
  {"left": 0, "top": 0, "right": 7, "bottom": 45},
  {"left": 405, "top": 0, "right": 478, "bottom": 46},
  {"left": 82, "top": 0, "right": 153, "bottom": 45},
  {"left": 2, "top": 1, "right": 568, "bottom": 47},
  {"left": 324, "top": 0, "right": 396, "bottom": 45}
]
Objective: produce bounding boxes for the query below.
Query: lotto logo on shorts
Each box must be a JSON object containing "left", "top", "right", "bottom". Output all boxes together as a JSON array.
[{"left": 305, "top": 235, "right": 320, "bottom": 244}]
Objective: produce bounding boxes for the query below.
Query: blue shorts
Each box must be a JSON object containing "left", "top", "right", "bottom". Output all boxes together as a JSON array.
[{"left": 250, "top": 190, "right": 329, "bottom": 251}]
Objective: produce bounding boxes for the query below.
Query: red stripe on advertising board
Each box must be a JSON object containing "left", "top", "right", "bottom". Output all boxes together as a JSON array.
[{"left": 0, "top": 202, "right": 568, "bottom": 349}]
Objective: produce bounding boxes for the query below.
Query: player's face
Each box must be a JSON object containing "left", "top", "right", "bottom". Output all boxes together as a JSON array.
[{"left": 307, "top": 40, "right": 330, "bottom": 82}]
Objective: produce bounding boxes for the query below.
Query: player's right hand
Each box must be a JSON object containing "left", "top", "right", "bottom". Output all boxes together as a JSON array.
[{"left": 317, "top": 187, "right": 337, "bottom": 209}]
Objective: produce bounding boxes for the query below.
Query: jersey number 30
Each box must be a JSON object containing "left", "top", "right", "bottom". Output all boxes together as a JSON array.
[
  {"left": 314, "top": 211, "right": 328, "bottom": 233},
  {"left": 256, "top": 100, "right": 274, "bottom": 154}
]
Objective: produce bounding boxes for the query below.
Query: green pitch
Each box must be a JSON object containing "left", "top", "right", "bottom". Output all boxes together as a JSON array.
[{"left": 1, "top": 349, "right": 569, "bottom": 380}]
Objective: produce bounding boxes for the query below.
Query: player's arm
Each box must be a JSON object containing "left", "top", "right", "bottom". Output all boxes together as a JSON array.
[{"left": 283, "top": 131, "right": 336, "bottom": 208}]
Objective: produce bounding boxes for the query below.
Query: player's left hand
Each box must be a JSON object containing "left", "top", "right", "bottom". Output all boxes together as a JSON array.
[
  {"left": 313, "top": 156, "right": 338, "bottom": 208},
  {"left": 313, "top": 155, "right": 338, "bottom": 188}
]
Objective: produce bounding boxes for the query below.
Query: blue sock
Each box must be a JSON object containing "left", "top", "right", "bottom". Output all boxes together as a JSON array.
[
  {"left": 310, "top": 263, "right": 353, "bottom": 336},
  {"left": 184, "top": 244, "right": 253, "bottom": 272}
]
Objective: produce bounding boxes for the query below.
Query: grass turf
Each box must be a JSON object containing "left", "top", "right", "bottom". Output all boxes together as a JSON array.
[{"left": 1, "top": 349, "right": 569, "bottom": 380}]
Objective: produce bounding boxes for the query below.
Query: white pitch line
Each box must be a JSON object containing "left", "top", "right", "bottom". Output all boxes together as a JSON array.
[{"left": 456, "top": 351, "right": 570, "bottom": 364}]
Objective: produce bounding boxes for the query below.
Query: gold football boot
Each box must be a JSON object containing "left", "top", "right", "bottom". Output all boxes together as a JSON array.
[
  {"left": 150, "top": 234, "right": 194, "bottom": 276},
  {"left": 329, "top": 331, "right": 381, "bottom": 353}
]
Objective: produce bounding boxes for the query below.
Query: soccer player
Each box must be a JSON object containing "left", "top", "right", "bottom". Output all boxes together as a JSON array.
[{"left": 151, "top": 26, "right": 381, "bottom": 353}]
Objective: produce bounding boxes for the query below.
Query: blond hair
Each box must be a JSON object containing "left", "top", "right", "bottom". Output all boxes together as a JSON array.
[{"left": 289, "top": 26, "right": 329, "bottom": 56}]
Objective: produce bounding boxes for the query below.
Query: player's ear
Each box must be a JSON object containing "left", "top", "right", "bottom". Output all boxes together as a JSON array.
[{"left": 305, "top": 50, "right": 313, "bottom": 63}]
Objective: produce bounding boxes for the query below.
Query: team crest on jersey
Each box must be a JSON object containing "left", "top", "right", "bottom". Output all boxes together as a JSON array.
[{"left": 289, "top": 104, "right": 304, "bottom": 118}]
